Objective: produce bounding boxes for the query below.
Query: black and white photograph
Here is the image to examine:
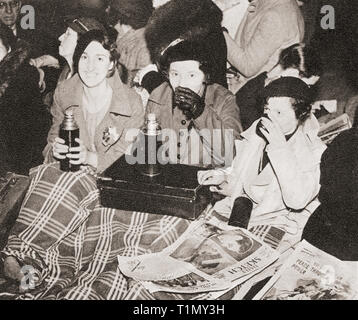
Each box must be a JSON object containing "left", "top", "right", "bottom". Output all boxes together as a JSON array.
[{"left": 0, "top": 0, "right": 357, "bottom": 307}]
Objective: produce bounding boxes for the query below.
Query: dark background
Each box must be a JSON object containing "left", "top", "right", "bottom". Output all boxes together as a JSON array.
[
  {"left": 22, "top": 0, "right": 358, "bottom": 122},
  {"left": 22, "top": 0, "right": 358, "bottom": 77}
]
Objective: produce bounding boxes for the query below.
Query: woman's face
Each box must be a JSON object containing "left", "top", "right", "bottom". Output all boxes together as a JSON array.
[
  {"left": 78, "top": 41, "right": 113, "bottom": 88},
  {"left": 58, "top": 27, "right": 78, "bottom": 58},
  {"left": 169, "top": 60, "right": 205, "bottom": 95},
  {"left": 265, "top": 97, "right": 299, "bottom": 135},
  {"left": 0, "top": 38, "right": 8, "bottom": 62}
]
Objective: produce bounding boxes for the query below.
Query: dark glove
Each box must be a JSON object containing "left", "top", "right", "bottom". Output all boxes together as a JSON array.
[
  {"left": 141, "top": 71, "right": 165, "bottom": 93},
  {"left": 174, "top": 86, "right": 205, "bottom": 120}
]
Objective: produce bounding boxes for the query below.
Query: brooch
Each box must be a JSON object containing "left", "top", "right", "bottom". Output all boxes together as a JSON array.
[{"left": 102, "top": 126, "right": 120, "bottom": 146}]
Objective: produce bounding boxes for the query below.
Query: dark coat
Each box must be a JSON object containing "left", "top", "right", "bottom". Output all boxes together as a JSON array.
[
  {"left": 235, "top": 72, "right": 267, "bottom": 130},
  {"left": 0, "top": 40, "right": 51, "bottom": 175},
  {"left": 16, "top": 22, "right": 59, "bottom": 58},
  {"left": 16, "top": 22, "right": 62, "bottom": 96},
  {"left": 302, "top": 128, "right": 358, "bottom": 260}
]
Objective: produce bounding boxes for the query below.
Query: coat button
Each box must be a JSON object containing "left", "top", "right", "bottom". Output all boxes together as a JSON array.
[
  {"left": 177, "top": 142, "right": 181, "bottom": 147},
  {"left": 177, "top": 154, "right": 181, "bottom": 160},
  {"left": 181, "top": 120, "right": 186, "bottom": 125}
]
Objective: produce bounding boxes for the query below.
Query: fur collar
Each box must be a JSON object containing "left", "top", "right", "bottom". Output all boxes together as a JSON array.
[{"left": 0, "top": 39, "right": 31, "bottom": 99}]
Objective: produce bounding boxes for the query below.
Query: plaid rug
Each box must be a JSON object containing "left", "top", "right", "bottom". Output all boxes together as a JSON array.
[{"left": 1, "top": 163, "right": 210, "bottom": 300}]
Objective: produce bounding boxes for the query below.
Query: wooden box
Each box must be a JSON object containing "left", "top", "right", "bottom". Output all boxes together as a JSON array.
[{"left": 97, "top": 157, "right": 212, "bottom": 220}]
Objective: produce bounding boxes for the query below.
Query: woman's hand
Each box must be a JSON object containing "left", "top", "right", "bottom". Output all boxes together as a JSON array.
[
  {"left": 66, "top": 138, "right": 98, "bottom": 168},
  {"left": 53, "top": 137, "right": 68, "bottom": 160},
  {"left": 134, "top": 64, "right": 158, "bottom": 85},
  {"left": 198, "top": 169, "right": 226, "bottom": 185},
  {"left": 198, "top": 170, "right": 232, "bottom": 196},
  {"left": 258, "top": 112, "right": 287, "bottom": 149}
]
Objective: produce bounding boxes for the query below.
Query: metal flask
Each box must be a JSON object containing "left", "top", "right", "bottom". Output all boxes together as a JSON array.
[
  {"left": 139, "top": 113, "right": 162, "bottom": 177},
  {"left": 59, "top": 108, "right": 80, "bottom": 172}
]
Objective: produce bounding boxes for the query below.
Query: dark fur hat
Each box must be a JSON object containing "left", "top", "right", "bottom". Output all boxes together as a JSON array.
[
  {"left": 145, "top": 0, "right": 223, "bottom": 63},
  {"left": 109, "top": 0, "right": 154, "bottom": 30}
]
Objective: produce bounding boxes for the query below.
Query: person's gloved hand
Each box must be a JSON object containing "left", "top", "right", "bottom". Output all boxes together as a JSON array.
[
  {"left": 134, "top": 64, "right": 158, "bottom": 85},
  {"left": 174, "top": 86, "right": 205, "bottom": 120}
]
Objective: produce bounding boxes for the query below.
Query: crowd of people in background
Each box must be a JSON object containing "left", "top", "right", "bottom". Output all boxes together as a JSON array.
[{"left": 0, "top": 0, "right": 357, "bottom": 299}]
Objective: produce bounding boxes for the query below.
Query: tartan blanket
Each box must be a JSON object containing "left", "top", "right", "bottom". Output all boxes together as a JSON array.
[{"left": 2, "top": 163, "right": 239, "bottom": 300}]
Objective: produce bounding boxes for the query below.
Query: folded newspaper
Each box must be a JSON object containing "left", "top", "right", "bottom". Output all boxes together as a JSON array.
[
  {"left": 253, "top": 240, "right": 358, "bottom": 300},
  {"left": 318, "top": 113, "right": 352, "bottom": 145},
  {"left": 118, "top": 215, "right": 280, "bottom": 294}
]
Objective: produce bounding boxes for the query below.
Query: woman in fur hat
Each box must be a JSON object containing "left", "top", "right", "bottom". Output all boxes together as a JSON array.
[
  {"left": 0, "top": 22, "right": 50, "bottom": 174},
  {"left": 146, "top": 38, "right": 242, "bottom": 167},
  {"left": 140, "top": 0, "right": 228, "bottom": 93}
]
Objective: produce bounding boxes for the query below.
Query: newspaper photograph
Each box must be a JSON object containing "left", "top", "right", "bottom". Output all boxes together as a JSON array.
[
  {"left": 118, "top": 216, "right": 279, "bottom": 294},
  {"left": 253, "top": 240, "right": 358, "bottom": 300}
]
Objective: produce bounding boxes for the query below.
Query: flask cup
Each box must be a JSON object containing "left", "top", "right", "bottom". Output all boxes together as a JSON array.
[{"left": 228, "top": 196, "right": 253, "bottom": 229}]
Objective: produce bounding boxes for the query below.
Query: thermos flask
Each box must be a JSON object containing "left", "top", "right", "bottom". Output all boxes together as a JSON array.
[
  {"left": 139, "top": 113, "right": 162, "bottom": 177},
  {"left": 59, "top": 108, "right": 80, "bottom": 172}
]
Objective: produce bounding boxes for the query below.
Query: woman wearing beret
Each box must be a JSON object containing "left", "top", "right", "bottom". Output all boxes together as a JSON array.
[
  {"left": 237, "top": 43, "right": 321, "bottom": 130},
  {"left": 199, "top": 77, "right": 326, "bottom": 250}
]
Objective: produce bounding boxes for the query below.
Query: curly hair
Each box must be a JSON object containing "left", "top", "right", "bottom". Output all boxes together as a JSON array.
[
  {"left": 73, "top": 28, "right": 119, "bottom": 77},
  {"left": 291, "top": 98, "right": 312, "bottom": 123}
]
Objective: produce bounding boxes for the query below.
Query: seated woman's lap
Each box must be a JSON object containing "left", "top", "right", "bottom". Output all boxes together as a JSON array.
[
  {"left": 2, "top": 162, "right": 193, "bottom": 295},
  {"left": 83, "top": 206, "right": 192, "bottom": 259}
]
